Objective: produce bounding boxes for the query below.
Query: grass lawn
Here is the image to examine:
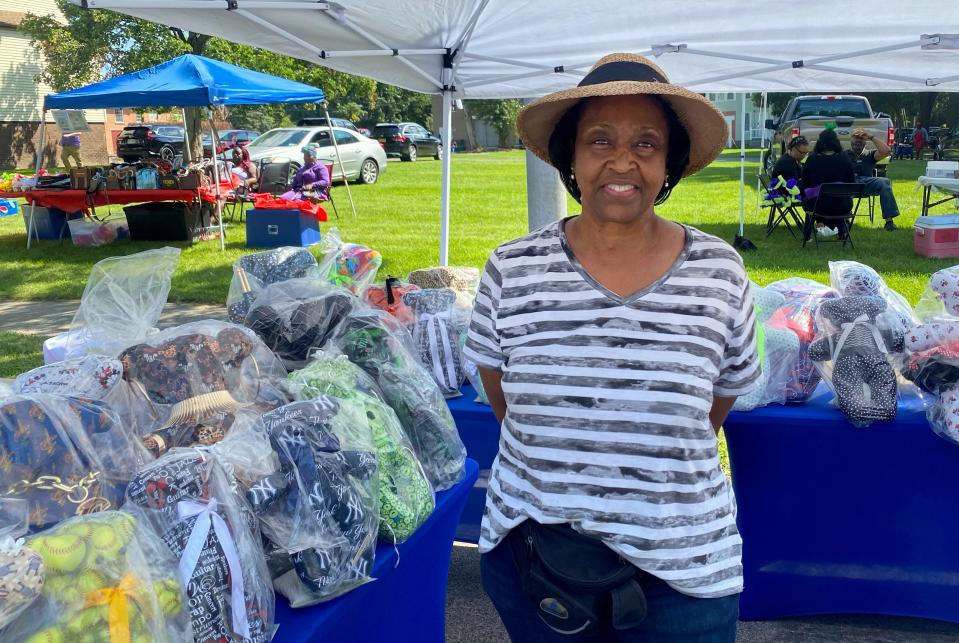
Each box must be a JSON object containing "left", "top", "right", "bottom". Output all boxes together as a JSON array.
[
  {"left": 0, "top": 332, "right": 44, "bottom": 378},
  {"left": 0, "top": 150, "right": 955, "bottom": 307}
]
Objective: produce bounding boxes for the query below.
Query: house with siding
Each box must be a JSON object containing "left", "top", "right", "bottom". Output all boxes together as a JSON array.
[{"left": 0, "top": 0, "right": 108, "bottom": 168}]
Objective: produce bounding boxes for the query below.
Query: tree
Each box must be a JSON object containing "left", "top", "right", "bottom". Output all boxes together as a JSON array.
[
  {"left": 20, "top": 2, "right": 381, "bottom": 156},
  {"left": 466, "top": 99, "right": 523, "bottom": 148}
]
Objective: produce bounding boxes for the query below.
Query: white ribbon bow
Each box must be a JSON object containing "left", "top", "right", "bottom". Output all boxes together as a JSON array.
[
  {"left": 835, "top": 313, "right": 889, "bottom": 358},
  {"left": 177, "top": 498, "right": 250, "bottom": 641},
  {"left": 417, "top": 310, "right": 457, "bottom": 389}
]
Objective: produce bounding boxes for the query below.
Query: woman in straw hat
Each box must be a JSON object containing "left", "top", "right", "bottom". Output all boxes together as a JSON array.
[{"left": 463, "top": 53, "right": 759, "bottom": 642}]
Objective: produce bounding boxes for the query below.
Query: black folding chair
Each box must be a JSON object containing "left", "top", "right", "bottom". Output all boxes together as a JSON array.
[
  {"left": 258, "top": 161, "right": 293, "bottom": 197},
  {"left": 802, "top": 182, "right": 866, "bottom": 249},
  {"left": 761, "top": 174, "right": 805, "bottom": 238}
]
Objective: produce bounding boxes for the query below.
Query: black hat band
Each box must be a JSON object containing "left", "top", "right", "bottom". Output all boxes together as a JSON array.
[{"left": 578, "top": 60, "right": 667, "bottom": 87}]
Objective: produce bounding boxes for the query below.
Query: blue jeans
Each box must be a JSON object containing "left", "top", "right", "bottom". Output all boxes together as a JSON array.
[
  {"left": 856, "top": 175, "right": 900, "bottom": 220},
  {"left": 480, "top": 539, "right": 739, "bottom": 643}
]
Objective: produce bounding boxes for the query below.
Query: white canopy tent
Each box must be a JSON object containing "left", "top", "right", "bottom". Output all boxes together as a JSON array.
[{"left": 79, "top": 0, "right": 959, "bottom": 260}]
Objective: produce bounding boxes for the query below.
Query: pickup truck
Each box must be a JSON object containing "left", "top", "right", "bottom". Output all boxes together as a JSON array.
[{"left": 763, "top": 95, "right": 895, "bottom": 177}]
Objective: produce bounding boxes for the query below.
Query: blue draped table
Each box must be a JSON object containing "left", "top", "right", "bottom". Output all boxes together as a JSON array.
[
  {"left": 446, "top": 384, "right": 498, "bottom": 543},
  {"left": 725, "top": 386, "right": 959, "bottom": 624},
  {"left": 273, "top": 458, "right": 479, "bottom": 642}
]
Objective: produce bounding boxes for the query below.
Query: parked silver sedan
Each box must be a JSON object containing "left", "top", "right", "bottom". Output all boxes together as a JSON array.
[{"left": 246, "top": 126, "right": 388, "bottom": 184}]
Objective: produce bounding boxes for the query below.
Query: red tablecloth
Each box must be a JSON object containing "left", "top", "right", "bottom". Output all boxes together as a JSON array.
[{"left": 22, "top": 189, "right": 202, "bottom": 212}]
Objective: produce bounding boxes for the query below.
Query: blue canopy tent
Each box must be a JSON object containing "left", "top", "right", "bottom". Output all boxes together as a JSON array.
[{"left": 33, "top": 54, "right": 348, "bottom": 249}]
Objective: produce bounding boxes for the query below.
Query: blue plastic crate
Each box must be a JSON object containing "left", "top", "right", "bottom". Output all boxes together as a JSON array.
[
  {"left": 246, "top": 208, "right": 321, "bottom": 248},
  {"left": 23, "top": 206, "right": 83, "bottom": 240}
]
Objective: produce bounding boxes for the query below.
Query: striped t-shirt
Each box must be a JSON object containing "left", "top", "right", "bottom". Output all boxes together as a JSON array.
[{"left": 463, "top": 217, "right": 760, "bottom": 599}]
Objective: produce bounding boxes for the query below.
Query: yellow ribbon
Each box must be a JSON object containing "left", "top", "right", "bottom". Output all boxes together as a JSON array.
[{"left": 84, "top": 573, "right": 150, "bottom": 643}]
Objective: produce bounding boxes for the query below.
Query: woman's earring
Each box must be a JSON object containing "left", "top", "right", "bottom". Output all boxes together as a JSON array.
[
  {"left": 570, "top": 170, "right": 576, "bottom": 181},
  {"left": 663, "top": 177, "right": 670, "bottom": 189}
]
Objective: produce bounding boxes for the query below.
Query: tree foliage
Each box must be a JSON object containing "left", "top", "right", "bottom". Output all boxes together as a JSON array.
[
  {"left": 19, "top": 1, "right": 434, "bottom": 154},
  {"left": 466, "top": 99, "right": 523, "bottom": 148}
]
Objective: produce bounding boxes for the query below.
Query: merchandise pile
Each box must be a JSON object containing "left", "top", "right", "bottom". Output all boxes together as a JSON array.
[
  {"left": 736, "top": 260, "right": 959, "bottom": 443},
  {"left": 0, "top": 232, "right": 487, "bottom": 641}
]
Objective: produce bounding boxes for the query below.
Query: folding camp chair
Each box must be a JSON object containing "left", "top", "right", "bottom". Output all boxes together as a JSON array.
[
  {"left": 802, "top": 182, "right": 866, "bottom": 250},
  {"left": 761, "top": 174, "right": 804, "bottom": 238},
  {"left": 258, "top": 161, "right": 293, "bottom": 197},
  {"left": 225, "top": 185, "right": 253, "bottom": 222}
]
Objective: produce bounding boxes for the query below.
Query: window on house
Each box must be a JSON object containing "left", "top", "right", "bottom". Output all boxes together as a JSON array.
[
  {"left": 113, "top": 108, "right": 124, "bottom": 123},
  {"left": 726, "top": 93, "right": 734, "bottom": 100},
  {"left": 134, "top": 112, "right": 143, "bottom": 123},
  {"left": 744, "top": 112, "right": 751, "bottom": 134}
]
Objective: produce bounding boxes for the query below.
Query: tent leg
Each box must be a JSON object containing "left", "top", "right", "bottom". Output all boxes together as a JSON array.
[
  {"left": 321, "top": 102, "right": 357, "bottom": 218},
  {"left": 27, "top": 114, "right": 46, "bottom": 249},
  {"left": 208, "top": 108, "right": 225, "bottom": 251},
  {"left": 439, "top": 89, "right": 453, "bottom": 266},
  {"left": 734, "top": 93, "right": 756, "bottom": 251}
]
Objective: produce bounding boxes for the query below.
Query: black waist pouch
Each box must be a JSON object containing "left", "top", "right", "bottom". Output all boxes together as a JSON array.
[{"left": 508, "top": 521, "right": 647, "bottom": 635}]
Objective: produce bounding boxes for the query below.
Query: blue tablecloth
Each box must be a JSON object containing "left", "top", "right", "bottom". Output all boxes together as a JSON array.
[
  {"left": 725, "top": 386, "right": 959, "bottom": 623},
  {"left": 274, "top": 458, "right": 479, "bottom": 642},
  {"left": 446, "top": 384, "right": 498, "bottom": 543}
]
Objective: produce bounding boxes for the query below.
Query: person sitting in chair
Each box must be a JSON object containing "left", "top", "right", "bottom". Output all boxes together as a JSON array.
[
  {"left": 772, "top": 135, "right": 809, "bottom": 183},
  {"left": 230, "top": 145, "right": 258, "bottom": 191},
  {"left": 802, "top": 128, "right": 856, "bottom": 239},
  {"left": 845, "top": 128, "right": 899, "bottom": 231},
  {"left": 282, "top": 143, "right": 330, "bottom": 203}
]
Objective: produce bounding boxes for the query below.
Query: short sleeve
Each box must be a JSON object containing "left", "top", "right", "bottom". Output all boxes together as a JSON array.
[
  {"left": 464, "top": 253, "right": 505, "bottom": 371},
  {"left": 714, "top": 275, "right": 761, "bottom": 397}
]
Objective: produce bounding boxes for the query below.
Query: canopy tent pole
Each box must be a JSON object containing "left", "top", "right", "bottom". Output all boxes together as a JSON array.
[
  {"left": 439, "top": 89, "right": 453, "bottom": 266},
  {"left": 733, "top": 93, "right": 756, "bottom": 251},
  {"left": 181, "top": 107, "right": 191, "bottom": 163},
  {"left": 26, "top": 112, "right": 46, "bottom": 249},
  {"left": 755, "top": 91, "right": 767, "bottom": 218},
  {"left": 207, "top": 107, "right": 226, "bottom": 251},
  {"left": 321, "top": 102, "right": 357, "bottom": 218}
]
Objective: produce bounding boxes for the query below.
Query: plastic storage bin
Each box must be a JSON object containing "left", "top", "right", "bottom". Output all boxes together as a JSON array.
[
  {"left": 22, "top": 206, "right": 82, "bottom": 240},
  {"left": 914, "top": 215, "right": 959, "bottom": 258},
  {"left": 123, "top": 202, "right": 202, "bottom": 241},
  {"left": 67, "top": 217, "right": 128, "bottom": 247},
  {"left": 246, "top": 208, "right": 321, "bottom": 248}
]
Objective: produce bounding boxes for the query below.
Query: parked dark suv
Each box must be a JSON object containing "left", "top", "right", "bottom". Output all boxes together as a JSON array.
[
  {"left": 371, "top": 122, "right": 442, "bottom": 161},
  {"left": 117, "top": 124, "right": 185, "bottom": 162}
]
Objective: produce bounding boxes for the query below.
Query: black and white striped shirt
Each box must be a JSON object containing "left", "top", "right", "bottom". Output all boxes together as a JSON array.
[{"left": 464, "top": 218, "right": 759, "bottom": 598}]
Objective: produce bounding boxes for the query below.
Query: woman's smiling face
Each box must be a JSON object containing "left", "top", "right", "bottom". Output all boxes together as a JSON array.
[{"left": 572, "top": 94, "right": 670, "bottom": 225}]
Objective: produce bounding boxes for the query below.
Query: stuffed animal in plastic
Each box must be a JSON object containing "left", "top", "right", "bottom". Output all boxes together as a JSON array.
[
  {"left": 246, "top": 399, "right": 378, "bottom": 602},
  {"left": 733, "top": 286, "right": 800, "bottom": 411},
  {"left": 287, "top": 357, "right": 434, "bottom": 543},
  {"left": 809, "top": 296, "right": 905, "bottom": 426},
  {"left": 404, "top": 288, "right": 465, "bottom": 397},
  {"left": 126, "top": 453, "right": 274, "bottom": 643},
  {"left": 119, "top": 325, "right": 287, "bottom": 456},
  {"left": 227, "top": 247, "right": 319, "bottom": 323},
  {"left": 763, "top": 175, "right": 801, "bottom": 207}
]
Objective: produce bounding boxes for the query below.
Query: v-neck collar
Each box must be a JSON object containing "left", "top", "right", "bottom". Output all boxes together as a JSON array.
[{"left": 558, "top": 216, "right": 692, "bottom": 305}]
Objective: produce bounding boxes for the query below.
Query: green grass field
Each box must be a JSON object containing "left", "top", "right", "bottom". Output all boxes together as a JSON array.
[{"left": 1, "top": 150, "right": 953, "bottom": 307}]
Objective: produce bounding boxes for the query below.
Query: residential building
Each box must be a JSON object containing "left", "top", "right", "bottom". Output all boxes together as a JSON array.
[
  {"left": 0, "top": 0, "right": 111, "bottom": 168},
  {"left": 705, "top": 92, "right": 769, "bottom": 147}
]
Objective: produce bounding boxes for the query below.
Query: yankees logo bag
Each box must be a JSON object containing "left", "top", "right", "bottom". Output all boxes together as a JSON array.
[{"left": 125, "top": 451, "right": 275, "bottom": 643}]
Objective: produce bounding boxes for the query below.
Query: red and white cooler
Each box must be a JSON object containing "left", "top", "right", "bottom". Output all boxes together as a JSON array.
[{"left": 915, "top": 215, "right": 959, "bottom": 258}]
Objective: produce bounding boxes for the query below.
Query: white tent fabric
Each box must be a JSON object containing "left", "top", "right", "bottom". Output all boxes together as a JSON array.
[{"left": 81, "top": 0, "right": 959, "bottom": 259}]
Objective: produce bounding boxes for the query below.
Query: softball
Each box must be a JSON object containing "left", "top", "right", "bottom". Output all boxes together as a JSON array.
[
  {"left": 29, "top": 533, "right": 88, "bottom": 573},
  {"left": 73, "top": 568, "right": 112, "bottom": 597},
  {"left": 87, "top": 524, "right": 122, "bottom": 556},
  {"left": 153, "top": 578, "right": 183, "bottom": 615}
]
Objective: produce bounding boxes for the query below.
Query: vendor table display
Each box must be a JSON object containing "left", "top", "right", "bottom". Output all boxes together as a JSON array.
[
  {"left": 273, "top": 458, "right": 478, "bottom": 643},
  {"left": 725, "top": 387, "right": 959, "bottom": 624}
]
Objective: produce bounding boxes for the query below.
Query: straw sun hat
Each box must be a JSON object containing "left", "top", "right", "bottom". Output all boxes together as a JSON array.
[{"left": 517, "top": 53, "right": 728, "bottom": 177}]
